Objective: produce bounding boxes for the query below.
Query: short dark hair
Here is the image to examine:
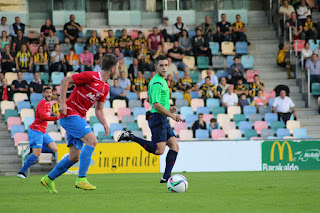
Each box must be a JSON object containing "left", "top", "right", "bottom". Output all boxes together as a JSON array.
[
  {"left": 205, "top": 76, "right": 210, "bottom": 80},
  {"left": 210, "top": 118, "right": 217, "bottom": 123},
  {"left": 155, "top": 55, "right": 168, "bottom": 65},
  {"left": 1, "top": 17, "right": 6, "bottom": 20},
  {"left": 70, "top": 48, "right": 75, "bottom": 52},
  {"left": 254, "top": 75, "right": 259, "bottom": 78},
  {"left": 198, "top": 113, "right": 204, "bottom": 117},
  {"left": 234, "top": 56, "right": 240, "bottom": 60},
  {"left": 43, "top": 87, "right": 52, "bottom": 92},
  {"left": 101, "top": 54, "right": 119, "bottom": 71}
]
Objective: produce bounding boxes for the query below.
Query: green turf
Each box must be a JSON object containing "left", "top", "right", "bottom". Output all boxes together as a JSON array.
[{"left": 0, "top": 171, "right": 320, "bottom": 213}]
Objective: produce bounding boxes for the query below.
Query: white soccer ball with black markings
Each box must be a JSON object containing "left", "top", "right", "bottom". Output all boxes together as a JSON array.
[{"left": 167, "top": 174, "right": 188, "bottom": 193}]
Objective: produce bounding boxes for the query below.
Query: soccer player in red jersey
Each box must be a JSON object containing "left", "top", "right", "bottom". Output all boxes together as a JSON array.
[
  {"left": 41, "top": 54, "right": 119, "bottom": 193},
  {"left": 17, "top": 87, "right": 59, "bottom": 178}
]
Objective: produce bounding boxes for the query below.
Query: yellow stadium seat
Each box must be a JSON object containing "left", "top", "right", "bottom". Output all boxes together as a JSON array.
[
  {"left": 221, "top": 42, "right": 235, "bottom": 55},
  {"left": 227, "top": 129, "right": 242, "bottom": 140},
  {"left": 164, "top": 42, "right": 173, "bottom": 53},
  {"left": 222, "top": 121, "right": 236, "bottom": 135},
  {"left": 286, "top": 120, "right": 301, "bottom": 134},
  {"left": 190, "top": 98, "right": 204, "bottom": 111},
  {"left": 86, "top": 108, "right": 96, "bottom": 122},
  {"left": 112, "top": 100, "right": 126, "bottom": 113},
  {"left": 13, "top": 93, "right": 28, "bottom": 105},
  {"left": 217, "top": 114, "right": 230, "bottom": 127},
  {"left": 201, "top": 70, "right": 208, "bottom": 79},
  {"left": 5, "top": 72, "right": 17, "bottom": 85},
  {"left": 182, "top": 56, "right": 196, "bottom": 70},
  {"left": 1, "top": 100, "right": 15, "bottom": 115},
  {"left": 144, "top": 29, "right": 153, "bottom": 39},
  {"left": 66, "top": 71, "right": 79, "bottom": 77},
  {"left": 100, "top": 29, "right": 109, "bottom": 41},
  {"left": 39, "top": 153, "right": 53, "bottom": 164},
  {"left": 179, "top": 129, "right": 194, "bottom": 140},
  {"left": 20, "top": 109, "right": 34, "bottom": 122},
  {"left": 48, "top": 132, "right": 62, "bottom": 141},
  {"left": 227, "top": 106, "right": 241, "bottom": 119}
]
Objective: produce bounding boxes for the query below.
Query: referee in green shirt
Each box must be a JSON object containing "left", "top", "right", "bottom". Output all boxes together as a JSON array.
[{"left": 118, "top": 55, "right": 183, "bottom": 183}]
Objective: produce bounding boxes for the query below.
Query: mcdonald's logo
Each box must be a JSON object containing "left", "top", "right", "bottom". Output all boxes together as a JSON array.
[{"left": 270, "top": 141, "right": 293, "bottom": 162}]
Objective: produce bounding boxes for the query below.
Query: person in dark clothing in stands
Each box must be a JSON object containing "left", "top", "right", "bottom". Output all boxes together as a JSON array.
[
  {"left": 192, "top": 29, "right": 212, "bottom": 66},
  {"left": 191, "top": 113, "right": 207, "bottom": 137},
  {"left": 29, "top": 72, "right": 45, "bottom": 93},
  {"left": 11, "top": 71, "right": 28, "bottom": 94},
  {"left": 0, "top": 78, "right": 13, "bottom": 101},
  {"left": 11, "top": 16, "right": 27, "bottom": 37},
  {"left": 63, "top": 14, "right": 82, "bottom": 44}
]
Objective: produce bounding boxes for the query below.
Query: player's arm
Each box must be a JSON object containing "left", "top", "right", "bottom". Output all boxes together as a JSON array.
[
  {"left": 59, "top": 76, "right": 74, "bottom": 115},
  {"left": 38, "top": 102, "right": 59, "bottom": 121},
  {"left": 153, "top": 103, "right": 181, "bottom": 122},
  {"left": 95, "top": 101, "right": 110, "bottom": 136}
]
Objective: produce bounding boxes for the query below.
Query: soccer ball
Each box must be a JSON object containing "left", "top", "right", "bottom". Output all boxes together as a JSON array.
[{"left": 167, "top": 174, "right": 188, "bottom": 193}]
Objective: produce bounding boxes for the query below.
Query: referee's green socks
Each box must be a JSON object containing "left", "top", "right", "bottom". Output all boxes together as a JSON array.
[{"left": 133, "top": 136, "right": 157, "bottom": 154}]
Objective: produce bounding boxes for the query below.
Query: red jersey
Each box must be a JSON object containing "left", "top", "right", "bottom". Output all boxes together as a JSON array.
[
  {"left": 30, "top": 99, "right": 59, "bottom": 133},
  {"left": 60, "top": 71, "right": 109, "bottom": 119}
]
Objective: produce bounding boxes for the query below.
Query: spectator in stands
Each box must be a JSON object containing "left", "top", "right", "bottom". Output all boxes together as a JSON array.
[
  {"left": 159, "top": 17, "right": 173, "bottom": 42},
  {"left": 79, "top": 45, "right": 94, "bottom": 72},
  {"left": 66, "top": 48, "right": 80, "bottom": 72},
  {"left": 50, "top": 44, "right": 66, "bottom": 73},
  {"left": 52, "top": 96, "right": 60, "bottom": 116},
  {"left": 128, "top": 58, "right": 143, "bottom": 81},
  {"left": 137, "top": 42, "right": 153, "bottom": 71},
  {"left": 216, "top": 13, "right": 232, "bottom": 43},
  {"left": 52, "top": 87, "right": 58, "bottom": 100},
  {"left": 109, "top": 78, "right": 128, "bottom": 105},
  {"left": 249, "top": 75, "right": 265, "bottom": 98},
  {"left": 279, "top": 0, "right": 295, "bottom": 34},
  {"left": 277, "top": 42, "right": 292, "bottom": 79},
  {"left": 199, "top": 76, "right": 217, "bottom": 100},
  {"left": 302, "top": 15, "right": 316, "bottom": 42},
  {"left": 253, "top": 90, "right": 268, "bottom": 112},
  {"left": 1, "top": 44, "right": 15, "bottom": 72},
  {"left": 118, "top": 59, "right": 128, "bottom": 77},
  {"left": 119, "top": 71, "right": 131, "bottom": 93},
  {"left": 33, "top": 45, "right": 49, "bottom": 72},
  {"left": 133, "top": 31, "right": 147, "bottom": 53},
  {"left": 239, "top": 94, "right": 249, "bottom": 111},
  {"left": 217, "top": 76, "right": 231, "bottom": 99},
  {"left": 151, "top": 44, "right": 166, "bottom": 62},
  {"left": 234, "top": 78, "right": 248, "bottom": 97},
  {"left": 29, "top": 72, "right": 45, "bottom": 94},
  {"left": 192, "top": 29, "right": 212, "bottom": 66},
  {"left": 148, "top": 27, "right": 165, "bottom": 52},
  {"left": 179, "top": 70, "right": 194, "bottom": 104},
  {"left": 60, "top": 37, "right": 72, "bottom": 56},
  {"left": 86, "top": 30, "right": 100, "bottom": 54},
  {"left": 11, "top": 16, "right": 27, "bottom": 37},
  {"left": 191, "top": 113, "right": 207, "bottom": 137},
  {"left": 286, "top": 12, "right": 303, "bottom": 40},
  {"left": 222, "top": 87, "right": 238, "bottom": 107},
  {"left": 15, "top": 44, "right": 32, "bottom": 72},
  {"left": 166, "top": 57, "right": 179, "bottom": 81},
  {"left": 172, "top": 16, "right": 187, "bottom": 41},
  {"left": 305, "top": 53, "right": 320, "bottom": 85},
  {"left": 198, "top": 15, "right": 215, "bottom": 42},
  {"left": 232, "top": 14, "right": 249, "bottom": 44},
  {"left": 301, "top": 42, "right": 313, "bottom": 63},
  {"left": 45, "top": 29, "right": 59, "bottom": 54},
  {"left": 0, "top": 78, "right": 13, "bottom": 101},
  {"left": 40, "top": 19, "right": 56, "bottom": 45},
  {"left": 179, "top": 29, "right": 192, "bottom": 56},
  {"left": 12, "top": 29, "right": 29, "bottom": 52},
  {"left": 168, "top": 41, "right": 188, "bottom": 72},
  {"left": 197, "top": 69, "right": 219, "bottom": 88},
  {"left": 114, "top": 47, "right": 124, "bottom": 61},
  {"left": 207, "top": 118, "right": 219, "bottom": 133},
  {"left": 93, "top": 46, "right": 105, "bottom": 72},
  {"left": 118, "top": 29, "right": 133, "bottom": 57},
  {"left": 0, "top": 30, "right": 11, "bottom": 51},
  {"left": 166, "top": 74, "right": 177, "bottom": 94},
  {"left": 11, "top": 71, "right": 28, "bottom": 94},
  {"left": 63, "top": 14, "right": 82, "bottom": 44},
  {"left": 272, "top": 90, "right": 296, "bottom": 124},
  {"left": 101, "top": 30, "right": 117, "bottom": 50},
  {"left": 296, "top": 0, "right": 311, "bottom": 24},
  {"left": 229, "top": 56, "right": 246, "bottom": 85},
  {"left": 0, "top": 17, "right": 10, "bottom": 36},
  {"left": 132, "top": 70, "right": 147, "bottom": 99}
]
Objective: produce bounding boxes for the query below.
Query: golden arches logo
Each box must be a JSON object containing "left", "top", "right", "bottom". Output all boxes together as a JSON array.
[{"left": 270, "top": 141, "right": 293, "bottom": 162}]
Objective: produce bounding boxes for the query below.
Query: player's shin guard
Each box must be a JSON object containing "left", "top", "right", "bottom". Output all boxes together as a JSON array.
[
  {"left": 78, "top": 145, "right": 95, "bottom": 178},
  {"left": 48, "top": 156, "right": 75, "bottom": 180},
  {"left": 20, "top": 154, "right": 38, "bottom": 173},
  {"left": 133, "top": 136, "right": 157, "bottom": 154},
  {"left": 42, "top": 146, "right": 55, "bottom": 153},
  {"left": 163, "top": 150, "right": 178, "bottom": 180}
]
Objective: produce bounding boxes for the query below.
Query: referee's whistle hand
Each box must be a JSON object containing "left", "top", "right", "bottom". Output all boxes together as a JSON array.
[{"left": 174, "top": 114, "right": 183, "bottom": 122}]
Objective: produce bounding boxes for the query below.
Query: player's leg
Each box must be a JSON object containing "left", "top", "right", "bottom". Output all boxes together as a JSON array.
[
  {"left": 161, "top": 136, "right": 179, "bottom": 182},
  {"left": 41, "top": 133, "right": 58, "bottom": 153}
]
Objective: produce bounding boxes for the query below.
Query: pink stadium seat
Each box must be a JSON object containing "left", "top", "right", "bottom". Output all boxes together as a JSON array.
[
  {"left": 144, "top": 99, "right": 152, "bottom": 111},
  {"left": 117, "top": 108, "right": 131, "bottom": 121},
  {"left": 55, "top": 86, "right": 61, "bottom": 95},
  {"left": 29, "top": 44, "right": 40, "bottom": 55},
  {"left": 211, "top": 129, "right": 225, "bottom": 140},
  {"left": 250, "top": 137, "right": 262, "bottom": 140},
  {"left": 191, "top": 99, "right": 204, "bottom": 111},
  {"left": 263, "top": 90, "right": 276, "bottom": 100},
  {"left": 130, "top": 29, "right": 139, "bottom": 39},
  {"left": 203, "top": 114, "right": 214, "bottom": 123},
  {"left": 254, "top": 121, "right": 268, "bottom": 135},
  {"left": 222, "top": 121, "right": 236, "bottom": 135},
  {"left": 293, "top": 40, "right": 305, "bottom": 52},
  {"left": 179, "top": 129, "right": 194, "bottom": 140},
  {"left": 246, "top": 70, "right": 259, "bottom": 83},
  {"left": 174, "top": 122, "right": 188, "bottom": 136},
  {"left": 7, "top": 117, "right": 22, "bottom": 130},
  {"left": 14, "top": 132, "right": 28, "bottom": 146}
]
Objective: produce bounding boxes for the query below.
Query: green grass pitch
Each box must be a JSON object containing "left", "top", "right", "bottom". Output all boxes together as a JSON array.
[{"left": 0, "top": 171, "right": 319, "bottom": 213}]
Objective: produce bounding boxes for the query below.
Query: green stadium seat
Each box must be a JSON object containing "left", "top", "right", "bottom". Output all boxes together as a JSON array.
[
  {"left": 115, "top": 30, "right": 122, "bottom": 39},
  {"left": 211, "top": 107, "right": 225, "bottom": 118},
  {"left": 312, "top": 83, "right": 320, "bottom": 96},
  {"left": 90, "top": 116, "right": 100, "bottom": 127},
  {"left": 126, "top": 122, "right": 140, "bottom": 131},
  {"left": 98, "top": 132, "right": 112, "bottom": 141},
  {"left": 197, "top": 56, "right": 210, "bottom": 69},
  {"left": 190, "top": 70, "right": 199, "bottom": 82},
  {"left": 39, "top": 72, "right": 49, "bottom": 84},
  {"left": 244, "top": 129, "right": 258, "bottom": 139},
  {"left": 233, "top": 114, "right": 246, "bottom": 127},
  {"left": 5, "top": 109, "right": 18, "bottom": 122},
  {"left": 270, "top": 121, "right": 285, "bottom": 134}
]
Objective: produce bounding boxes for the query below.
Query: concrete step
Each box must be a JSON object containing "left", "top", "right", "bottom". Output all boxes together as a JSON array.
[
  {"left": 258, "top": 71, "right": 289, "bottom": 80},
  {"left": 0, "top": 147, "right": 17, "bottom": 155},
  {"left": 0, "top": 140, "right": 14, "bottom": 146},
  {"left": 254, "top": 57, "right": 277, "bottom": 66},
  {"left": 262, "top": 79, "right": 298, "bottom": 87},
  {"left": 299, "top": 116, "right": 320, "bottom": 125},
  {"left": 248, "top": 16, "right": 269, "bottom": 26},
  {"left": 247, "top": 30, "right": 277, "bottom": 40},
  {"left": 296, "top": 108, "right": 318, "bottom": 116},
  {"left": 0, "top": 155, "right": 20, "bottom": 164},
  {"left": 250, "top": 42, "right": 279, "bottom": 53}
]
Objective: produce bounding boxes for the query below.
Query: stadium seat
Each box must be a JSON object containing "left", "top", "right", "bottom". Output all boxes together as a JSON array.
[
  {"left": 196, "top": 106, "right": 210, "bottom": 115},
  {"left": 286, "top": 120, "right": 301, "bottom": 134},
  {"left": 176, "top": 99, "right": 188, "bottom": 111},
  {"left": 51, "top": 72, "right": 65, "bottom": 85},
  {"left": 246, "top": 70, "right": 259, "bottom": 83},
  {"left": 195, "top": 129, "right": 210, "bottom": 140},
  {"left": 7, "top": 117, "right": 22, "bottom": 130},
  {"left": 182, "top": 56, "right": 196, "bottom": 70},
  {"left": 241, "top": 55, "right": 254, "bottom": 69},
  {"left": 97, "top": 131, "right": 112, "bottom": 141},
  {"left": 89, "top": 116, "right": 99, "bottom": 127},
  {"left": 206, "top": 98, "right": 220, "bottom": 109},
  {"left": 38, "top": 153, "right": 53, "bottom": 164},
  {"left": 5, "top": 72, "right": 16, "bottom": 85},
  {"left": 293, "top": 40, "right": 305, "bottom": 52},
  {"left": 143, "top": 99, "right": 152, "bottom": 111},
  {"left": 312, "top": 83, "right": 320, "bottom": 95},
  {"left": 172, "top": 92, "right": 184, "bottom": 100},
  {"left": 13, "top": 93, "right": 28, "bottom": 105},
  {"left": 133, "top": 107, "right": 146, "bottom": 120},
  {"left": 112, "top": 100, "right": 126, "bottom": 113},
  {"left": 46, "top": 125, "right": 58, "bottom": 133},
  {"left": 28, "top": 43, "right": 40, "bottom": 55},
  {"left": 227, "top": 106, "right": 241, "bottom": 119},
  {"left": 243, "top": 106, "right": 257, "bottom": 119},
  {"left": 4, "top": 109, "right": 18, "bottom": 122},
  {"left": 191, "top": 99, "right": 204, "bottom": 111},
  {"left": 179, "top": 129, "right": 194, "bottom": 140},
  {"left": 106, "top": 115, "right": 119, "bottom": 126},
  {"left": 226, "top": 56, "right": 235, "bottom": 67},
  {"left": 110, "top": 123, "right": 123, "bottom": 137},
  {"left": 56, "top": 30, "right": 65, "bottom": 42},
  {"left": 185, "top": 114, "right": 198, "bottom": 128},
  {"left": 217, "top": 114, "right": 230, "bottom": 127},
  {"left": 216, "top": 70, "right": 229, "bottom": 79},
  {"left": 228, "top": 129, "right": 242, "bottom": 140},
  {"left": 139, "top": 91, "right": 148, "bottom": 100},
  {"left": 258, "top": 105, "right": 272, "bottom": 116},
  {"left": 197, "top": 56, "right": 210, "bottom": 69},
  {"left": 264, "top": 113, "right": 278, "bottom": 126},
  {"left": 211, "top": 129, "right": 225, "bottom": 140},
  {"left": 14, "top": 132, "right": 28, "bottom": 146},
  {"left": 23, "top": 117, "right": 34, "bottom": 130},
  {"left": 221, "top": 41, "right": 235, "bottom": 55},
  {"left": 180, "top": 106, "right": 194, "bottom": 120},
  {"left": 233, "top": 114, "right": 246, "bottom": 127},
  {"left": 235, "top": 42, "right": 248, "bottom": 55},
  {"left": 126, "top": 92, "right": 138, "bottom": 100},
  {"left": 188, "top": 91, "right": 198, "bottom": 100},
  {"left": 129, "top": 29, "right": 139, "bottom": 39},
  {"left": 244, "top": 129, "right": 258, "bottom": 139},
  {"left": 309, "top": 39, "right": 317, "bottom": 51},
  {"left": 126, "top": 122, "right": 140, "bottom": 131},
  {"left": 212, "top": 56, "right": 225, "bottom": 69},
  {"left": 190, "top": 71, "right": 199, "bottom": 82},
  {"left": 211, "top": 106, "right": 225, "bottom": 118},
  {"left": 188, "top": 29, "right": 196, "bottom": 39},
  {"left": 30, "top": 93, "right": 43, "bottom": 107},
  {"left": 263, "top": 90, "right": 276, "bottom": 99},
  {"left": 66, "top": 71, "right": 79, "bottom": 77},
  {"left": 11, "top": 125, "right": 25, "bottom": 138},
  {"left": 143, "top": 29, "right": 152, "bottom": 39},
  {"left": 261, "top": 129, "right": 274, "bottom": 139},
  {"left": 254, "top": 121, "right": 268, "bottom": 135},
  {"left": 268, "top": 97, "right": 275, "bottom": 107},
  {"left": 86, "top": 108, "right": 95, "bottom": 122},
  {"left": 100, "top": 29, "right": 109, "bottom": 40},
  {"left": 249, "top": 114, "right": 263, "bottom": 125},
  {"left": 104, "top": 100, "right": 111, "bottom": 108},
  {"left": 144, "top": 71, "right": 152, "bottom": 81},
  {"left": 1, "top": 101, "right": 15, "bottom": 115},
  {"left": 271, "top": 121, "right": 285, "bottom": 134},
  {"left": 276, "top": 128, "right": 290, "bottom": 138},
  {"left": 164, "top": 42, "right": 174, "bottom": 53},
  {"left": 112, "top": 131, "right": 124, "bottom": 141},
  {"left": 117, "top": 108, "right": 131, "bottom": 121},
  {"left": 22, "top": 72, "right": 34, "bottom": 84},
  {"left": 93, "top": 123, "right": 104, "bottom": 137},
  {"left": 128, "top": 100, "right": 142, "bottom": 108},
  {"left": 238, "top": 121, "right": 252, "bottom": 134},
  {"left": 17, "top": 101, "right": 31, "bottom": 114},
  {"left": 74, "top": 43, "right": 85, "bottom": 55},
  {"left": 48, "top": 132, "right": 62, "bottom": 142},
  {"left": 39, "top": 72, "right": 49, "bottom": 84},
  {"left": 293, "top": 128, "right": 310, "bottom": 138},
  {"left": 174, "top": 122, "right": 188, "bottom": 136},
  {"left": 103, "top": 108, "right": 115, "bottom": 116},
  {"left": 137, "top": 115, "right": 147, "bottom": 128},
  {"left": 222, "top": 121, "right": 236, "bottom": 135},
  {"left": 209, "top": 42, "right": 220, "bottom": 55},
  {"left": 203, "top": 114, "right": 214, "bottom": 123},
  {"left": 20, "top": 109, "right": 34, "bottom": 122},
  {"left": 121, "top": 115, "right": 135, "bottom": 128},
  {"left": 124, "top": 57, "right": 134, "bottom": 68}
]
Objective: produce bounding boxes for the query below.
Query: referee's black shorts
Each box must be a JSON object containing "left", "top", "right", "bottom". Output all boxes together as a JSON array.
[{"left": 148, "top": 113, "right": 176, "bottom": 143}]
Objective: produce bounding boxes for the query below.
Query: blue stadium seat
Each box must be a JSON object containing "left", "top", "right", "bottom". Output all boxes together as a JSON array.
[
  {"left": 128, "top": 100, "right": 142, "bottom": 108},
  {"left": 268, "top": 98, "right": 275, "bottom": 106},
  {"left": 249, "top": 114, "right": 263, "bottom": 125},
  {"left": 241, "top": 55, "right": 254, "bottom": 69},
  {"left": 209, "top": 42, "right": 220, "bottom": 55},
  {"left": 226, "top": 56, "right": 235, "bottom": 67},
  {"left": 17, "top": 101, "right": 31, "bottom": 114},
  {"left": 216, "top": 70, "right": 229, "bottom": 79},
  {"left": 11, "top": 125, "right": 25, "bottom": 138},
  {"left": 238, "top": 121, "right": 252, "bottom": 134},
  {"left": 261, "top": 129, "right": 274, "bottom": 139},
  {"left": 195, "top": 129, "right": 210, "bottom": 140},
  {"left": 51, "top": 72, "right": 65, "bottom": 86},
  {"left": 309, "top": 39, "right": 317, "bottom": 51},
  {"left": 172, "top": 92, "right": 184, "bottom": 100},
  {"left": 185, "top": 114, "right": 198, "bottom": 128},
  {"left": 259, "top": 105, "right": 272, "bottom": 115},
  {"left": 24, "top": 117, "right": 35, "bottom": 130},
  {"left": 276, "top": 128, "right": 290, "bottom": 138},
  {"left": 235, "top": 42, "right": 248, "bottom": 55},
  {"left": 264, "top": 113, "right": 278, "bottom": 126},
  {"left": 212, "top": 56, "right": 225, "bottom": 69},
  {"left": 293, "top": 128, "right": 311, "bottom": 138},
  {"left": 196, "top": 106, "right": 210, "bottom": 115},
  {"left": 30, "top": 93, "right": 43, "bottom": 106},
  {"left": 126, "top": 92, "right": 138, "bottom": 100},
  {"left": 188, "top": 29, "right": 196, "bottom": 39},
  {"left": 178, "top": 71, "right": 184, "bottom": 80},
  {"left": 124, "top": 57, "right": 134, "bottom": 68},
  {"left": 93, "top": 123, "right": 104, "bottom": 137},
  {"left": 312, "top": 83, "right": 320, "bottom": 96},
  {"left": 243, "top": 106, "right": 257, "bottom": 119},
  {"left": 180, "top": 106, "right": 194, "bottom": 120},
  {"left": 189, "top": 91, "right": 199, "bottom": 99},
  {"left": 23, "top": 73, "right": 34, "bottom": 84},
  {"left": 56, "top": 30, "right": 65, "bottom": 43},
  {"left": 175, "top": 99, "right": 188, "bottom": 112},
  {"left": 75, "top": 43, "right": 85, "bottom": 55},
  {"left": 133, "top": 107, "right": 146, "bottom": 120},
  {"left": 206, "top": 98, "right": 220, "bottom": 109},
  {"left": 122, "top": 115, "right": 135, "bottom": 128},
  {"left": 104, "top": 100, "right": 111, "bottom": 108},
  {"left": 110, "top": 123, "right": 123, "bottom": 136}
]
